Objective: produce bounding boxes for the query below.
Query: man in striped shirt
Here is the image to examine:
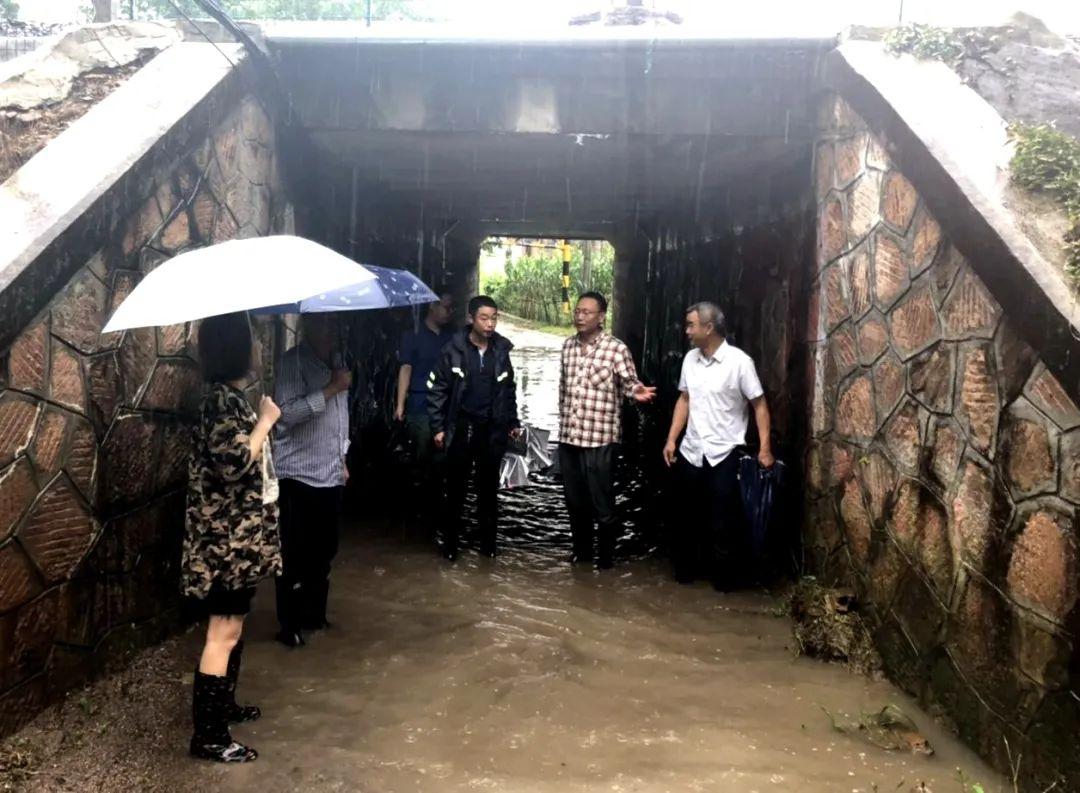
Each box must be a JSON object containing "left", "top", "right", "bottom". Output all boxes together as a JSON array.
[
  {"left": 559, "top": 291, "right": 656, "bottom": 568},
  {"left": 271, "top": 313, "right": 351, "bottom": 647}
]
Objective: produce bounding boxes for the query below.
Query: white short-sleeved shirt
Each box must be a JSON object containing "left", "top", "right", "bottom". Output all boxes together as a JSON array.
[{"left": 678, "top": 341, "right": 764, "bottom": 467}]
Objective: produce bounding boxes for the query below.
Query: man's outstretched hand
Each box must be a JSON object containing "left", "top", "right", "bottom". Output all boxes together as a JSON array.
[{"left": 632, "top": 384, "right": 657, "bottom": 404}]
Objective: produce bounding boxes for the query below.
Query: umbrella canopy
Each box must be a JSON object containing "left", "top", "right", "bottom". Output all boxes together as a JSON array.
[
  {"left": 102, "top": 236, "right": 377, "bottom": 333},
  {"left": 253, "top": 265, "right": 438, "bottom": 314}
]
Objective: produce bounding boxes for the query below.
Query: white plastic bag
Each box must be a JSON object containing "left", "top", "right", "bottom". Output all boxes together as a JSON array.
[{"left": 499, "top": 453, "right": 532, "bottom": 489}]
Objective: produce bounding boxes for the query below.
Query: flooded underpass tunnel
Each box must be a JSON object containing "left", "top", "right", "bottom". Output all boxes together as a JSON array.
[
  {"left": 10, "top": 16, "right": 1080, "bottom": 792},
  {"left": 279, "top": 31, "right": 820, "bottom": 565},
  {"left": 177, "top": 28, "right": 1006, "bottom": 791}
]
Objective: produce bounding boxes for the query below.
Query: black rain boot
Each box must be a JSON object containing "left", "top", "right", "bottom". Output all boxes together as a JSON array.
[
  {"left": 225, "top": 642, "right": 260, "bottom": 723},
  {"left": 190, "top": 670, "right": 258, "bottom": 763}
]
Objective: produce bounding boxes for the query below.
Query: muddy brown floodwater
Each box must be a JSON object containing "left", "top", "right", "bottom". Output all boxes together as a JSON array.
[
  {"left": 7, "top": 321, "right": 1006, "bottom": 792},
  {"left": 180, "top": 321, "right": 1003, "bottom": 792}
]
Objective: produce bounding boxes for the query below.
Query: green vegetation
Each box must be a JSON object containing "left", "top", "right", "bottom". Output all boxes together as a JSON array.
[
  {"left": 1009, "top": 123, "right": 1080, "bottom": 282},
  {"left": 1, "top": 0, "right": 17, "bottom": 21},
  {"left": 126, "top": 0, "right": 421, "bottom": 22},
  {"left": 883, "top": 23, "right": 967, "bottom": 65},
  {"left": 483, "top": 241, "right": 615, "bottom": 328}
]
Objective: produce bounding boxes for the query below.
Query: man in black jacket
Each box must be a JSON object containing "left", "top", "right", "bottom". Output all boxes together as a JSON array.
[{"left": 427, "top": 295, "right": 521, "bottom": 560}]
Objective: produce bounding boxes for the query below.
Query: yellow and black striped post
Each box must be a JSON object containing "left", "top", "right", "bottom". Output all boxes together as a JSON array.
[{"left": 561, "top": 239, "right": 572, "bottom": 315}]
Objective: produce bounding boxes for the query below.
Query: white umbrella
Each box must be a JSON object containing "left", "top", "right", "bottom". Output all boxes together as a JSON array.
[{"left": 102, "top": 236, "right": 377, "bottom": 333}]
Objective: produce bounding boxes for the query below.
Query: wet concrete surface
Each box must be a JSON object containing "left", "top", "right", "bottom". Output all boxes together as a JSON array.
[{"left": 177, "top": 321, "right": 1003, "bottom": 792}]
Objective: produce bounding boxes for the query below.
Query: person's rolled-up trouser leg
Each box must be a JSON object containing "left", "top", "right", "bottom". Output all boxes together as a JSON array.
[
  {"left": 275, "top": 479, "right": 304, "bottom": 635},
  {"left": 584, "top": 445, "right": 617, "bottom": 568},
  {"left": 559, "top": 444, "right": 595, "bottom": 561}
]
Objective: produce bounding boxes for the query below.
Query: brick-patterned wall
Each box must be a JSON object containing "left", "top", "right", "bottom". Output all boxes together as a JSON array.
[
  {"left": 0, "top": 94, "right": 286, "bottom": 733},
  {"left": 807, "top": 93, "right": 1080, "bottom": 790}
]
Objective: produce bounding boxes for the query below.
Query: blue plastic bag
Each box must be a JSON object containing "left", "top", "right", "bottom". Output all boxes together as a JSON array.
[{"left": 738, "top": 454, "right": 786, "bottom": 558}]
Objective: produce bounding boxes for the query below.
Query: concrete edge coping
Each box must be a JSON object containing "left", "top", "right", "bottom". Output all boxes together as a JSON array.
[
  {"left": 259, "top": 20, "right": 838, "bottom": 49},
  {"left": 835, "top": 40, "right": 1080, "bottom": 331},
  {"left": 0, "top": 41, "right": 245, "bottom": 294}
]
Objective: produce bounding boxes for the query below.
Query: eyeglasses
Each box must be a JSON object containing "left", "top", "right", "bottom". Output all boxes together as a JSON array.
[{"left": 573, "top": 309, "right": 599, "bottom": 317}]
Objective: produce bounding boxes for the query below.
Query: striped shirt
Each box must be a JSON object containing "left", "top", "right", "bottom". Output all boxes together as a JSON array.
[
  {"left": 271, "top": 343, "right": 350, "bottom": 488},
  {"left": 559, "top": 332, "right": 641, "bottom": 448}
]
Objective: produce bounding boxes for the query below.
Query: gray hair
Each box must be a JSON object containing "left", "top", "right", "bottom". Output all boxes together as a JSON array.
[{"left": 686, "top": 302, "right": 726, "bottom": 336}]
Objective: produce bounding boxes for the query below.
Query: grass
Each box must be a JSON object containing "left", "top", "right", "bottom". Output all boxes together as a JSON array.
[
  {"left": 1008, "top": 123, "right": 1080, "bottom": 284},
  {"left": 884, "top": 23, "right": 968, "bottom": 65}
]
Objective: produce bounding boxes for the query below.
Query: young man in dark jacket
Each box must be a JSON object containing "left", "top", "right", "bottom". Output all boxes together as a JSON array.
[{"left": 427, "top": 295, "right": 521, "bottom": 560}]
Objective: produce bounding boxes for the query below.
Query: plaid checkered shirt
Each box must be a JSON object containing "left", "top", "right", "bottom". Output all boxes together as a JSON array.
[{"left": 559, "top": 332, "right": 642, "bottom": 447}]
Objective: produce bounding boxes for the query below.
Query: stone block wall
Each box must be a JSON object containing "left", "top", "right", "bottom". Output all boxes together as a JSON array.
[
  {"left": 807, "top": 93, "right": 1080, "bottom": 789},
  {"left": 0, "top": 94, "right": 287, "bottom": 734}
]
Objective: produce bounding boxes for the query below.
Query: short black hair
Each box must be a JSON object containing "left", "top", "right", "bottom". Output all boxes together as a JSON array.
[
  {"left": 468, "top": 295, "right": 498, "bottom": 316},
  {"left": 198, "top": 312, "right": 253, "bottom": 383},
  {"left": 426, "top": 286, "right": 453, "bottom": 313},
  {"left": 577, "top": 291, "right": 608, "bottom": 313}
]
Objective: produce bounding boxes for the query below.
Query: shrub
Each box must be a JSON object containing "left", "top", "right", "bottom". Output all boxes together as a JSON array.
[
  {"left": 1008, "top": 123, "right": 1080, "bottom": 283},
  {"left": 485, "top": 243, "right": 614, "bottom": 326}
]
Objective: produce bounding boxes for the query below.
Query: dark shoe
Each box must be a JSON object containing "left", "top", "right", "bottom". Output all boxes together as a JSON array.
[
  {"left": 224, "top": 641, "right": 260, "bottom": 723},
  {"left": 596, "top": 557, "right": 614, "bottom": 570},
  {"left": 568, "top": 552, "right": 594, "bottom": 565},
  {"left": 480, "top": 546, "right": 496, "bottom": 559},
  {"left": 302, "top": 617, "right": 331, "bottom": 631},
  {"left": 190, "top": 671, "right": 258, "bottom": 763},
  {"left": 275, "top": 629, "right": 305, "bottom": 648},
  {"left": 190, "top": 740, "right": 259, "bottom": 763},
  {"left": 442, "top": 546, "right": 458, "bottom": 562}
]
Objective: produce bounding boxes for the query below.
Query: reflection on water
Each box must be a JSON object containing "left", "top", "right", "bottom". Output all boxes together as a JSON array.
[{"left": 476, "top": 323, "right": 659, "bottom": 558}]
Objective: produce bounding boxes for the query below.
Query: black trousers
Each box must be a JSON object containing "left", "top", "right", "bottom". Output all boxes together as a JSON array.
[
  {"left": 275, "top": 478, "right": 343, "bottom": 631},
  {"left": 404, "top": 413, "right": 445, "bottom": 525},
  {"left": 672, "top": 451, "right": 745, "bottom": 586},
  {"left": 444, "top": 418, "right": 506, "bottom": 554},
  {"left": 559, "top": 443, "right": 618, "bottom": 565}
]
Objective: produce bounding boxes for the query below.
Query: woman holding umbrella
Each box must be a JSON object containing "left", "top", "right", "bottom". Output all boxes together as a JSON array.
[
  {"left": 183, "top": 312, "right": 282, "bottom": 763},
  {"left": 100, "top": 235, "right": 438, "bottom": 761}
]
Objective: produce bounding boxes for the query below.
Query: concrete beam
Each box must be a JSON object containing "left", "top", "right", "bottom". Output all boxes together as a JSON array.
[{"left": 273, "top": 38, "right": 826, "bottom": 140}]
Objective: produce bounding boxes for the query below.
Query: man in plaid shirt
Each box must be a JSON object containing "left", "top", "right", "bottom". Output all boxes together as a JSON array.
[{"left": 559, "top": 291, "right": 656, "bottom": 568}]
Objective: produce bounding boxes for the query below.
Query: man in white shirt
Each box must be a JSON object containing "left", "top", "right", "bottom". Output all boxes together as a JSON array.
[{"left": 662, "top": 302, "right": 773, "bottom": 589}]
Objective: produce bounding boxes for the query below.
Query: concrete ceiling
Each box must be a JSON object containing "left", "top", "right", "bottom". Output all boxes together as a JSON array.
[{"left": 268, "top": 30, "right": 833, "bottom": 237}]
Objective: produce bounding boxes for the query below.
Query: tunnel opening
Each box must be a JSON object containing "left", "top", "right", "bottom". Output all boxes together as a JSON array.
[
  {"left": 265, "top": 29, "right": 826, "bottom": 574},
  {"left": 477, "top": 237, "right": 618, "bottom": 334}
]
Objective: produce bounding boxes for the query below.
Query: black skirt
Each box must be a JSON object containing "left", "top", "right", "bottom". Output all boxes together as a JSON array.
[{"left": 201, "top": 584, "right": 257, "bottom": 616}]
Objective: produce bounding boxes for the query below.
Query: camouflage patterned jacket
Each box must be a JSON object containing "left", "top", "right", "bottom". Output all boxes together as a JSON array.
[{"left": 182, "top": 383, "right": 282, "bottom": 599}]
